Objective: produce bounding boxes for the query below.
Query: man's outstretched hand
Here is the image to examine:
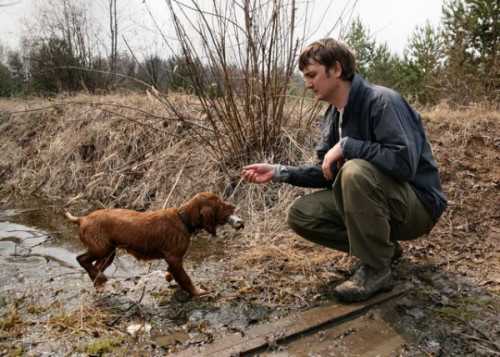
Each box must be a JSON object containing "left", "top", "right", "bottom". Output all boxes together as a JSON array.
[{"left": 242, "top": 164, "right": 275, "bottom": 184}]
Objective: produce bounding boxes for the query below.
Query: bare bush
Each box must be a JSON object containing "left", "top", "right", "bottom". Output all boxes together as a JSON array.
[{"left": 144, "top": 0, "right": 336, "bottom": 171}]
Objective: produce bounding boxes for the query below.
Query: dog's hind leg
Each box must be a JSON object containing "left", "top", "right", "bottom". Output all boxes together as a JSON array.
[
  {"left": 94, "top": 249, "right": 116, "bottom": 276},
  {"left": 77, "top": 252, "right": 108, "bottom": 287}
]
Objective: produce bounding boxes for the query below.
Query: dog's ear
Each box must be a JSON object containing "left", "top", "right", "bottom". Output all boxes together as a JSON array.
[{"left": 200, "top": 206, "right": 217, "bottom": 235}]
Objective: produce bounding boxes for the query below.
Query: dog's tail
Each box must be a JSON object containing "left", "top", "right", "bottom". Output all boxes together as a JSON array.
[{"left": 65, "top": 212, "right": 82, "bottom": 225}]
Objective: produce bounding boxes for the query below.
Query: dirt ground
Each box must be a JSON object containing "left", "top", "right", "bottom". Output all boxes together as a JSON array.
[{"left": 0, "top": 96, "right": 499, "bottom": 356}]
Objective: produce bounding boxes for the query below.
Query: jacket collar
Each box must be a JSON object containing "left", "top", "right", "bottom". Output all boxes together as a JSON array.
[{"left": 346, "top": 73, "right": 364, "bottom": 115}]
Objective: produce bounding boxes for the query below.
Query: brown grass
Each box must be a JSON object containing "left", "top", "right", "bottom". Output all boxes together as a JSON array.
[{"left": 0, "top": 94, "right": 499, "bottom": 284}]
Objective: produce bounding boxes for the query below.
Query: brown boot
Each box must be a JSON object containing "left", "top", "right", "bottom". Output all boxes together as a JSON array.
[{"left": 333, "top": 264, "right": 394, "bottom": 302}]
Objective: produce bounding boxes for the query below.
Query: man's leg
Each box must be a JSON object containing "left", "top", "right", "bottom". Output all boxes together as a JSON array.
[
  {"left": 333, "top": 159, "right": 434, "bottom": 270},
  {"left": 286, "top": 189, "right": 349, "bottom": 253},
  {"left": 332, "top": 159, "right": 434, "bottom": 301}
]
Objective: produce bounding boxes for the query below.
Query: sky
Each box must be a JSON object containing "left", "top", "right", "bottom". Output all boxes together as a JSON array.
[{"left": 0, "top": 0, "right": 444, "bottom": 57}]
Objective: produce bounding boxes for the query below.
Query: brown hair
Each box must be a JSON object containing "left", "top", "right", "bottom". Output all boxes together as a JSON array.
[{"left": 298, "top": 38, "right": 357, "bottom": 81}]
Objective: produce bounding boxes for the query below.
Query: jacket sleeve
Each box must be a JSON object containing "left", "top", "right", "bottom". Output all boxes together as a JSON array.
[
  {"left": 341, "top": 95, "right": 422, "bottom": 182},
  {"left": 274, "top": 162, "right": 334, "bottom": 188},
  {"left": 274, "top": 109, "right": 338, "bottom": 188}
]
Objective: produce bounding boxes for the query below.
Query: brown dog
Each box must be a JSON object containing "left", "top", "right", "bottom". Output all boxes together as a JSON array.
[{"left": 65, "top": 192, "right": 244, "bottom": 296}]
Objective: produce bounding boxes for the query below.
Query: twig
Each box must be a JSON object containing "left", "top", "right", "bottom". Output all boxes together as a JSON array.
[
  {"left": 475, "top": 344, "right": 500, "bottom": 356},
  {"left": 416, "top": 346, "right": 435, "bottom": 357},
  {"left": 136, "top": 262, "right": 154, "bottom": 307},
  {"left": 226, "top": 177, "right": 244, "bottom": 201},
  {"left": 107, "top": 262, "right": 153, "bottom": 328},
  {"left": 453, "top": 331, "right": 500, "bottom": 351},
  {"left": 429, "top": 307, "right": 499, "bottom": 349},
  {"left": 162, "top": 157, "right": 189, "bottom": 209}
]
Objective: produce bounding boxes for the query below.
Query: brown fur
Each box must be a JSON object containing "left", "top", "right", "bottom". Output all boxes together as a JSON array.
[{"left": 65, "top": 192, "right": 236, "bottom": 296}]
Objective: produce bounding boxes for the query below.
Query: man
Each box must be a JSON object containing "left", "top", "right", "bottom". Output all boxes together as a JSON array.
[{"left": 241, "top": 38, "right": 447, "bottom": 302}]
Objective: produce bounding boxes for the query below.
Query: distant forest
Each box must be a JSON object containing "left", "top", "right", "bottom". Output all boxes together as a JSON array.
[{"left": 0, "top": 0, "right": 498, "bottom": 107}]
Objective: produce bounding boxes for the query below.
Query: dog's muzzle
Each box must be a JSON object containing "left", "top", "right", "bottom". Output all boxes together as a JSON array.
[{"left": 226, "top": 214, "right": 244, "bottom": 230}]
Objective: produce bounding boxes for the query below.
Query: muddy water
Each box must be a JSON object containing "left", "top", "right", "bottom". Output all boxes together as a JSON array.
[
  {"left": 0, "top": 199, "right": 80, "bottom": 270},
  {"left": 0, "top": 197, "right": 242, "bottom": 354}
]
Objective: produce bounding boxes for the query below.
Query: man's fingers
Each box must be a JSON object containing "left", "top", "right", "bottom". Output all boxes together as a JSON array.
[{"left": 322, "top": 165, "right": 331, "bottom": 180}]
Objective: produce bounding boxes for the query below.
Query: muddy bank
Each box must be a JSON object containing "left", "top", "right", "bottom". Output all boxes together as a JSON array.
[
  {"left": 0, "top": 96, "right": 499, "bottom": 355},
  {"left": 0, "top": 199, "right": 418, "bottom": 356},
  {"left": 1, "top": 197, "right": 498, "bottom": 356},
  {"left": 0, "top": 198, "right": 270, "bottom": 355}
]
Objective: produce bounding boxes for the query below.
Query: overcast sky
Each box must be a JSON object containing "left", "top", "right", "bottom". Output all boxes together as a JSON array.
[{"left": 0, "top": 0, "right": 444, "bottom": 57}]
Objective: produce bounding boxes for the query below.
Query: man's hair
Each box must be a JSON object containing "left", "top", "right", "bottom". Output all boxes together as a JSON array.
[{"left": 298, "top": 38, "right": 357, "bottom": 81}]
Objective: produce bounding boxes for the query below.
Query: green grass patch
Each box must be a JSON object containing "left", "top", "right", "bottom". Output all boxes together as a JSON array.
[
  {"left": 430, "top": 306, "right": 477, "bottom": 323},
  {"left": 80, "top": 335, "right": 126, "bottom": 356}
]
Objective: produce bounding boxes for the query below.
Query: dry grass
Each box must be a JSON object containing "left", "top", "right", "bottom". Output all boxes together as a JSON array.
[
  {"left": 0, "top": 93, "right": 320, "bottom": 208},
  {"left": 0, "top": 284, "right": 136, "bottom": 355},
  {"left": 0, "top": 94, "right": 498, "bottom": 280},
  {"left": 0, "top": 92, "right": 336, "bottom": 278}
]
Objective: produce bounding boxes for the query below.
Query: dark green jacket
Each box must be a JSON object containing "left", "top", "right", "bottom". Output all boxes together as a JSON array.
[{"left": 276, "top": 73, "right": 447, "bottom": 222}]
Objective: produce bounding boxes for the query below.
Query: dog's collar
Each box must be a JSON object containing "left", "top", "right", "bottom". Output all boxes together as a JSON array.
[{"left": 178, "top": 210, "right": 197, "bottom": 235}]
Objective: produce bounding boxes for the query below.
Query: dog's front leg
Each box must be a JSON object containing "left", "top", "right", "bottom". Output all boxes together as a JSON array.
[{"left": 165, "top": 257, "right": 207, "bottom": 296}]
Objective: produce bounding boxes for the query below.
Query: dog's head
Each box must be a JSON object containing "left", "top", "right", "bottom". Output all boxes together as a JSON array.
[{"left": 182, "top": 192, "right": 240, "bottom": 236}]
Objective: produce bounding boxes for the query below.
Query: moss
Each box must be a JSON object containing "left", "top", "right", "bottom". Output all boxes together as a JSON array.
[
  {"left": 80, "top": 336, "right": 126, "bottom": 356},
  {"left": 10, "top": 346, "right": 24, "bottom": 356},
  {"left": 408, "top": 289, "right": 430, "bottom": 302},
  {"left": 430, "top": 306, "right": 477, "bottom": 324},
  {"left": 26, "top": 304, "right": 49, "bottom": 314},
  {"left": 459, "top": 295, "right": 500, "bottom": 310},
  {"left": 150, "top": 291, "right": 173, "bottom": 306},
  {"left": 456, "top": 296, "right": 477, "bottom": 305}
]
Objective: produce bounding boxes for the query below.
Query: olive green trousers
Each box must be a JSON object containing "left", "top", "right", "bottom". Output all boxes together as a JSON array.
[{"left": 286, "top": 159, "right": 434, "bottom": 270}]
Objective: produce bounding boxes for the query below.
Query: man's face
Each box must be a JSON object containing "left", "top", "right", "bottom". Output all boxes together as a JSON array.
[{"left": 301, "top": 61, "right": 341, "bottom": 104}]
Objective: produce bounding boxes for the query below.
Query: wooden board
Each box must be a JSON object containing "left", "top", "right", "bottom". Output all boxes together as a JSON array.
[{"left": 175, "top": 285, "right": 405, "bottom": 356}]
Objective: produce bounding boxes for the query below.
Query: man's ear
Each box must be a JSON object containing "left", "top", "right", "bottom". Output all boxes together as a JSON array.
[{"left": 330, "top": 61, "right": 342, "bottom": 78}]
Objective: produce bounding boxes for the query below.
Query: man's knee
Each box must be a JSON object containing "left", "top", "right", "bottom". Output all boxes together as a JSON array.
[
  {"left": 286, "top": 200, "right": 301, "bottom": 231},
  {"left": 286, "top": 194, "right": 321, "bottom": 234},
  {"left": 339, "top": 159, "right": 373, "bottom": 182}
]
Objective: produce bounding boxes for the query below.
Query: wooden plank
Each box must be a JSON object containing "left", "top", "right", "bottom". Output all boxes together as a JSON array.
[{"left": 175, "top": 285, "right": 405, "bottom": 356}]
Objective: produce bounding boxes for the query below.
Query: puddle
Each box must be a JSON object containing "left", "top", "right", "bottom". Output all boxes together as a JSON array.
[{"left": 0, "top": 200, "right": 82, "bottom": 279}]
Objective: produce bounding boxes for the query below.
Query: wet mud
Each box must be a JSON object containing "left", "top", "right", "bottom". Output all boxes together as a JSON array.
[
  {"left": 257, "top": 308, "right": 414, "bottom": 357},
  {"left": 0, "top": 199, "right": 276, "bottom": 355},
  {"left": 1, "top": 196, "right": 498, "bottom": 356},
  {"left": 0, "top": 199, "right": 413, "bottom": 356}
]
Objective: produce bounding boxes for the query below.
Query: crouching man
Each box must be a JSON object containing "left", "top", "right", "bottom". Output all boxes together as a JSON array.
[{"left": 242, "top": 38, "right": 446, "bottom": 302}]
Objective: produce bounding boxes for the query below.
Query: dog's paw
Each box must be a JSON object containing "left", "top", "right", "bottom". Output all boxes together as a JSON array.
[
  {"left": 192, "top": 287, "right": 209, "bottom": 297},
  {"left": 93, "top": 274, "right": 108, "bottom": 287},
  {"left": 99, "top": 284, "right": 116, "bottom": 294},
  {"left": 165, "top": 272, "right": 173, "bottom": 282}
]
